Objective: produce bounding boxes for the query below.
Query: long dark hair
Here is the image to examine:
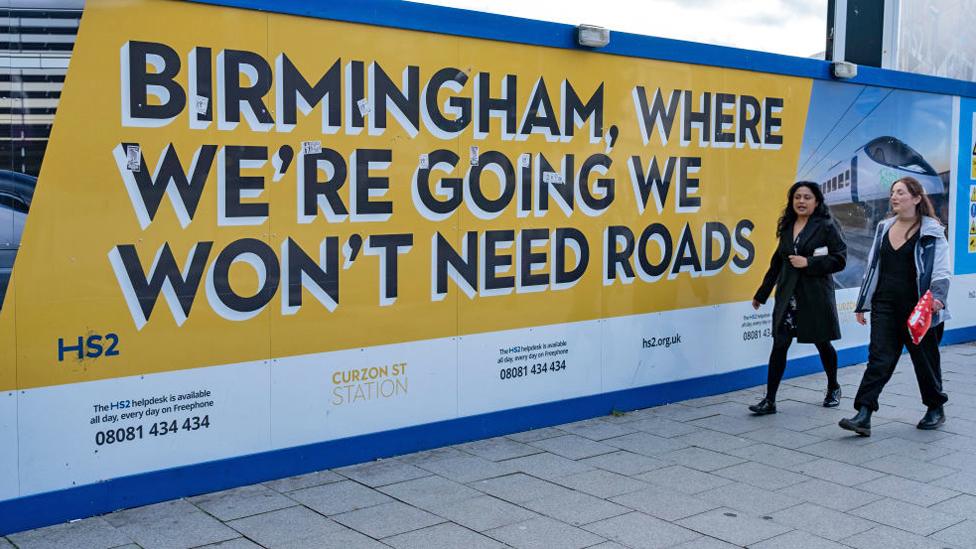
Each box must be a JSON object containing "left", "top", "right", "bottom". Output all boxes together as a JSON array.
[
  {"left": 889, "top": 176, "right": 937, "bottom": 237},
  {"left": 776, "top": 181, "right": 830, "bottom": 237}
]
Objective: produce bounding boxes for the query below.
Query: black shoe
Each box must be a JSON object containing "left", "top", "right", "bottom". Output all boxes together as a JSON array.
[
  {"left": 917, "top": 406, "right": 946, "bottom": 430},
  {"left": 823, "top": 386, "right": 842, "bottom": 408},
  {"left": 748, "top": 398, "right": 777, "bottom": 415},
  {"left": 839, "top": 407, "right": 872, "bottom": 436}
]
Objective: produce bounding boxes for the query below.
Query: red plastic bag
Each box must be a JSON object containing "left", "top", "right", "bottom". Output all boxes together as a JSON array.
[{"left": 907, "top": 290, "right": 934, "bottom": 345}]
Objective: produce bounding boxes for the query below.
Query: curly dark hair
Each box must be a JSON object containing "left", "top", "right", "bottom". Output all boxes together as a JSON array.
[{"left": 776, "top": 181, "right": 831, "bottom": 237}]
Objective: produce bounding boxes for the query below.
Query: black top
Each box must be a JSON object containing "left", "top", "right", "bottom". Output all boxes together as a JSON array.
[{"left": 873, "top": 230, "right": 919, "bottom": 306}]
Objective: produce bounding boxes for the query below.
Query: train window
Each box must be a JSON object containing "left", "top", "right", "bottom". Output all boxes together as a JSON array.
[{"left": 864, "top": 137, "right": 937, "bottom": 175}]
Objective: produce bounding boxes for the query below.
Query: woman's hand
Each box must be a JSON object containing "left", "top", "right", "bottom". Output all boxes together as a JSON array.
[
  {"left": 856, "top": 312, "right": 867, "bottom": 325},
  {"left": 788, "top": 255, "right": 808, "bottom": 268},
  {"left": 933, "top": 299, "right": 944, "bottom": 313},
  {"left": 752, "top": 299, "right": 761, "bottom": 310}
]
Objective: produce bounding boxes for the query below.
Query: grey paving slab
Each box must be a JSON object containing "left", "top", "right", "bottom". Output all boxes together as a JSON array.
[
  {"left": 930, "top": 494, "right": 976, "bottom": 520},
  {"left": 196, "top": 538, "right": 264, "bottom": 549},
  {"left": 484, "top": 516, "right": 605, "bottom": 549},
  {"left": 379, "top": 475, "right": 482, "bottom": 508},
  {"left": 753, "top": 410, "right": 834, "bottom": 432},
  {"left": 645, "top": 404, "right": 718, "bottom": 422},
  {"left": 929, "top": 450, "right": 976, "bottom": 471},
  {"left": 667, "top": 537, "right": 739, "bottom": 549},
  {"left": 188, "top": 484, "right": 298, "bottom": 521},
  {"left": 331, "top": 500, "right": 444, "bottom": 538},
  {"left": 725, "top": 442, "right": 819, "bottom": 468},
  {"left": 626, "top": 417, "right": 702, "bottom": 438},
  {"left": 636, "top": 465, "right": 733, "bottom": 495},
  {"left": 502, "top": 451, "right": 595, "bottom": 480},
  {"left": 577, "top": 450, "right": 670, "bottom": 476},
  {"left": 335, "top": 458, "right": 431, "bottom": 487},
  {"left": 695, "top": 402, "right": 750, "bottom": 417},
  {"left": 384, "top": 522, "right": 508, "bottom": 549},
  {"left": 857, "top": 474, "right": 960, "bottom": 506},
  {"left": 850, "top": 497, "right": 963, "bottom": 536},
  {"left": 788, "top": 457, "right": 887, "bottom": 486},
  {"left": 527, "top": 434, "right": 616, "bottom": 460},
  {"left": 505, "top": 427, "right": 566, "bottom": 443},
  {"left": 795, "top": 438, "right": 893, "bottom": 465},
  {"left": 609, "top": 486, "right": 719, "bottom": 521},
  {"left": 868, "top": 420, "right": 953, "bottom": 442},
  {"left": 696, "top": 481, "right": 803, "bottom": 516},
  {"left": 416, "top": 454, "right": 521, "bottom": 483},
  {"left": 6, "top": 517, "right": 131, "bottom": 549},
  {"left": 226, "top": 506, "right": 345, "bottom": 548},
  {"left": 602, "top": 431, "right": 691, "bottom": 456},
  {"left": 583, "top": 511, "right": 702, "bottom": 549},
  {"left": 552, "top": 469, "right": 650, "bottom": 498},
  {"left": 682, "top": 395, "right": 736, "bottom": 407},
  {"left": 104, "top": 499, "right": 240, "bottom": 549},
  {"left": 675, "top": 507, "right": 792, "bottom": 546},
  {"left": 767, "top": 502, "right": 874, "bottom": 541},
  {"left": 689, "top": 414, "right": 764, "bottom": 436},
  {"left": 271, "top": 527, "right": 389, "bottom": 549},
  {"left": 859, "top": 453, "right": 957, "bottom": 482},
  {"left": 396, "top": 446, "right": 469, "bottom": 465},
  {"left": 749, "top": 530, "right": 850, "bottom": 549},
  {"left": 712, "top": 461, "right": 808, "bottom": 491},
  {"left": 929, "top": 519, "right": 976, "bottom": 547},
  {"left": 675, "top": 429, "right": 755, "bottom": 453},
  {"left": 742, "top": 426, "right": 825, "bottom": 449},
  {"left": 470, "top": 473, "right": 575, "bottom": 504},
  {"left": 457, "top": 436, "right": 542, "bottom": 461},
  {"left": 557, "top": 419, "right": 638, "bottom": 441},
  {"left": 841, "top": 525, "right": 957, "bottom": 549},
  {"left": 936, "top": 434, "right": 976, "bottom": 454},
  {"left": 584, "top": 542, "right": 632, "bottom": 549},
  {"left": 428, "top": 495, "right": 538, "bottom": 531},
  {"left": 519, "top": 490, "right": 630, "bottom": 526},
  {"left": 658, "top": 446, "right": 746, "bottom": 472},
  {"left": 288, "top": 480, "right": 392, "bottom": 516},
  {"left": 262, "top": 470, "right": 344, "bottom": 492},
  {"left": 933, "top": 471, "right": 976, "bottom": 495},
  {"left": 777, "top": 478, "right": 883, "bottom": 512},
  {"left": 866, "top": 436, "right": 956, "bottom": 461}
]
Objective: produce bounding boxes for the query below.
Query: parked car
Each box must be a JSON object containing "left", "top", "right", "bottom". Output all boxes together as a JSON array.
[{"left": 0, "top": 170, "right": 36, "bottom": 310}]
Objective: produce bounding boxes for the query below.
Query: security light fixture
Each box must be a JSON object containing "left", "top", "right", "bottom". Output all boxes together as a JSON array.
[
  {"left": 831, "top": 61, "right": 858, "bottom": 79},
  {"left": 577, "top": 24, "right": 610, "bottom": 48}
]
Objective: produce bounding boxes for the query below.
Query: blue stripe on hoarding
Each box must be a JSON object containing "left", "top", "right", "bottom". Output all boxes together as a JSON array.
[
  {"left": 2, "top": 325, "right": 974, "bottom": 535},
  {"left": 184, "top": 0, "right": 976, "bottom": 98}
]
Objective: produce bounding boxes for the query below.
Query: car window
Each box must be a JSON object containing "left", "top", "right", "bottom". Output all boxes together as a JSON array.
[{"left": 0, "top": 192, "right": 29, "bottom": 214}]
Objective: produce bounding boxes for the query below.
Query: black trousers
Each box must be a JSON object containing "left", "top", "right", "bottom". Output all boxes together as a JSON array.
[
  {"left": 853, "top": 300, "right": 948, "bottom": 412},
  {"left": 765, "top": 327, "right": 838, "bottom": 401}
]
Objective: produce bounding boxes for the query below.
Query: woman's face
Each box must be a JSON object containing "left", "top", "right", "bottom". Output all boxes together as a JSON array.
[
  {"left": 792, "top": 186, "right": 817, "bottom": 217},
  {"left": 890, "top": 182, "right": 921, "bottom": 217}
]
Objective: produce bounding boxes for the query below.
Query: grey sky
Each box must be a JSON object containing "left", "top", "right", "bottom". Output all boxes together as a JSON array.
[{"left": 411, "top": 0, "right": 829, "bottom": 58}]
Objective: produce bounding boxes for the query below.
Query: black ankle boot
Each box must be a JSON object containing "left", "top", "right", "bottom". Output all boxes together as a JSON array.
[
  {"left": 748, "top": 398, "right": 776, "bottom": 415},
  {"left": 839, "top": 407, "right": 872, "bottom": 436},
  {"left": 823, "top": 386, "right": 842, "bottom": 408},
  {"left": 917, "top": 406, "right": 946, "bottom": 430}
]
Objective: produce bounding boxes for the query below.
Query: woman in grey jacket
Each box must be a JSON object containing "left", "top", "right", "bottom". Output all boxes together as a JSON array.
[{"left": 839, "top": 177, "right": 951, "bottom": 436}]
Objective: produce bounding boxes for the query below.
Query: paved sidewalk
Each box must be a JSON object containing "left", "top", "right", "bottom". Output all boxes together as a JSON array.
[{"left": 5, "top": 342, "right": 976, "bottom": 549}]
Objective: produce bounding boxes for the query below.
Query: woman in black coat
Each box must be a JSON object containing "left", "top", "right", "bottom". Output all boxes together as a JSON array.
[{"left": 749, "top": 181, "right": 848, "bottom": 415}]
